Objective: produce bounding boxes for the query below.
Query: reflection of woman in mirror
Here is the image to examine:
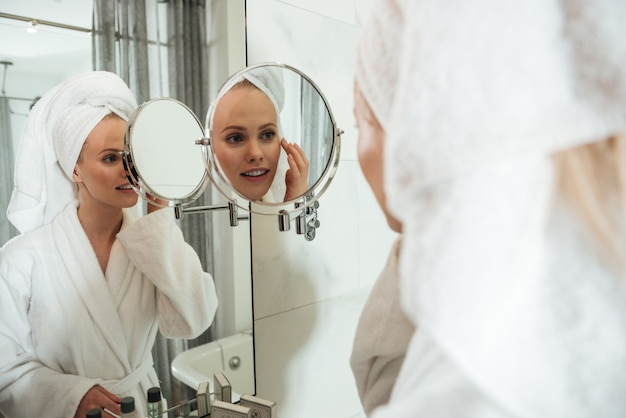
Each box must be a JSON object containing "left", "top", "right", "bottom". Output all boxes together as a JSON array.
[
  {"left": 0, "top": 72, "right": 218, "bottom": 418},
  {"left": 212, "top": 68, "right": 310, "bottom": 202}
]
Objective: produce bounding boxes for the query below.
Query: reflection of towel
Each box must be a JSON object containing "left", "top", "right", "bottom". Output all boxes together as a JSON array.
[
  {"left": 244, "top": 66, "right": 289, "bottom": 202},
  {"left": 356, "top": 0, "right": 626, "bottom": 417},
  {"left": 7, "top": 71, "right": 137, "bottom": 233},
  {"left": 244, "top": 66, "right": 285, "bottom": 115}
]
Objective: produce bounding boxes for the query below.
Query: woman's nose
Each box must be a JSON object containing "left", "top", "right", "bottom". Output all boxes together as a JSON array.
[
  {"left": 119, "top": 161, "right": 128, "bottom": 177},
  {"left": 246, "top": 140, "right": 263, "bottom": 163}
]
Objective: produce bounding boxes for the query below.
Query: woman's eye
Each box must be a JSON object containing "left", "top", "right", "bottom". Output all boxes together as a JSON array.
[
  {"left": 260, "top": 130, "right": 276, "bottom": 141},
  {"left": 225, "top": 134, "right": 244, "bottom": 144},
  {"left": 103, "top": 154, "right": 119, "bottom": 163}
]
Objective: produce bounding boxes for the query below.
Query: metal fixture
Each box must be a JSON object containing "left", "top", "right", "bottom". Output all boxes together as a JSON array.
[
  {"left": 295, "top": 199, "right": 320, "bottom": 241},
  {"left": 0, "top": 12, "right": 91, "bottom": 33},
  {"left": 228, "top": 356, "right": 241, "bottom": 370},
  {"left": 174, "top": 202, "right": 246, "bottom": 227}
]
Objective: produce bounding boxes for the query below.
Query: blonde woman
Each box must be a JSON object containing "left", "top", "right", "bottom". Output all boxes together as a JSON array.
[
  {"left": 0, "top": 72, "right": 218, "bottom": 418},
  {"left": 352, "top": 0, "right": 626, "bottom": 416}
]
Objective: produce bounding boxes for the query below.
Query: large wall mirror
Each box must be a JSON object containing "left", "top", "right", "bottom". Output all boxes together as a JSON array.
[
  {"left": 0, "top": 0, "right": 256, "bottom": 412},
  {"left": 0, "top": 2, "right": 340, "bottom": 412}
]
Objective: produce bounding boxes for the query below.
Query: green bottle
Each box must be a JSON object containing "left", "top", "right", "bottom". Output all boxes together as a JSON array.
[{"left": 147, "top": 387, "right": 163, "bottom": 418}]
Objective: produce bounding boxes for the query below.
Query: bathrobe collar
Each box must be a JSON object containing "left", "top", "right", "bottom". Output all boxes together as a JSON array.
[{"left": 51, "top": 202, "right": 132, "bottom": 372}]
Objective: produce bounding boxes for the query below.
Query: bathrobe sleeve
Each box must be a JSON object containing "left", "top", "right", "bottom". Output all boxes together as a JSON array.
[
  {"left": 350, "top": 236, "right": 416, "bottom": 414},
  {"left": 116, "top": 208, "right": 218, "bottom": 339},
  {"left": 0, "top": 232, "right": 100, "bottom": 418}
]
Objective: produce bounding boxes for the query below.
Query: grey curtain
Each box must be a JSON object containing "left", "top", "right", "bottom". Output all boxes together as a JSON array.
[
  {"left": 0, "top": 94, "right": 18, "bottom": 245},
  {"left": 93, "top": 0, "right": 214, "bottom": 407},
  {"left": 301, "top": 80, "right": 333, "bottom": 188}
]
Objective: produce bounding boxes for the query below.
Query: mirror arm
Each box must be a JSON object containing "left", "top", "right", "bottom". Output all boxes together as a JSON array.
[{"left": 174, "top": 202, "right": 247, "bottom": 227}]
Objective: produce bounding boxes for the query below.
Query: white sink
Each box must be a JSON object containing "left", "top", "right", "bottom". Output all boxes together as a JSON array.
[{"left": 171, "top": 332, "right": 255, "bottom": 403}]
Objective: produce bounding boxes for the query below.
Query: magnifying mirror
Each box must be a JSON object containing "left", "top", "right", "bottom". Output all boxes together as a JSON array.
[
  {"left": 203, "top": 63, "right": 341, "bottom": 216},
  {"left": 123, "top": 98, "right": 209, "bottom": 207},
  {"left": 122, "top": 63, "right": 341, "bottom": 231}
]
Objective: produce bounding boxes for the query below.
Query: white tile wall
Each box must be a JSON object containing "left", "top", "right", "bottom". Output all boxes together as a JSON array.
[{"left": 246, "top": 0, "right": 398, "bottom": 416}]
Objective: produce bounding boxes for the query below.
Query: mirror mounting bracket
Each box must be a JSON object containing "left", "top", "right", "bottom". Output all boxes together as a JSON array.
[
  {"left": 278, "top": 210, "right": 291, "bottom": 231},
  {"left": 295, "top": 199, "right": 320, "bottom": 241},
  {"left": 276, "top": 198, "right": 320, "bottom": 240},
  {"left": 174, "top": 202, "right": 247, "bottom": 227}
]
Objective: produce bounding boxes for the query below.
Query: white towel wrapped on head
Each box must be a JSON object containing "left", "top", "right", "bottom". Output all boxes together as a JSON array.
[
  {"left": 7, "top": 71, "right": 137, "bottom": 234},
  {"left": 243, "top": 66, "right": 285, "bottom": 116}
]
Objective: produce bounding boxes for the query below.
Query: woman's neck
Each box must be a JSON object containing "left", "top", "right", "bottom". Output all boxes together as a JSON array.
[
  {"left": 77, "top": 202, "right": 123, "bottom": 238},
  {"left": 76, "top": 200, "right": 124, "bottom": 273}
]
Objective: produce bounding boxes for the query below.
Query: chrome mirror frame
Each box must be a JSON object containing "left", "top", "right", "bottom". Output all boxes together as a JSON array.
[
  {"left": 202, "top": 62, "right": 342, "bottom": 220},
  {"left": 122, "top": 97, "right": 210, "bottom": 208}
]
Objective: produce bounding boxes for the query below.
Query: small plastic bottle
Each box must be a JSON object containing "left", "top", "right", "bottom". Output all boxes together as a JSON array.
[
  {"left": 120, "top": 396, "right": 139, "bottom": 418},
  {"left": 85, "top": 408, "right": 101, "bottom": 418},
  {"left": 147, "top": 387, "right": 163, "bottom": 418}
]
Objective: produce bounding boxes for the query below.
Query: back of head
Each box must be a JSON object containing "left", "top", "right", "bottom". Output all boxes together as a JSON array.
[{"left": 356, "top": 0, "right": 626, "bottom": 265}]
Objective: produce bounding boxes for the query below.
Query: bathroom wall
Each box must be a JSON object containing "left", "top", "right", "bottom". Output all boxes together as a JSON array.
[{"left": 246, "top": 1, "right": 398, "bottom": 417}]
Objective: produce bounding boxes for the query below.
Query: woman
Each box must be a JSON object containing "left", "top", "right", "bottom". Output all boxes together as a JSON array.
[
  {"left": 0, "top": 71, "right": 218, "bottom": 418},
  {"left": 211, "top": 70, "right": 309, "bottom": 203},
  {"left": 354, "top": 0, "right": 626, "bottom": 416},
  {"left": 350, "top": 82, "right": 415, "bottom": 414}
]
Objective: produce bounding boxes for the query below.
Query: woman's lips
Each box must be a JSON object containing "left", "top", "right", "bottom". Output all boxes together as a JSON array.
[{"left": 241, "top": 169, "right": 269, "bottom": 178}]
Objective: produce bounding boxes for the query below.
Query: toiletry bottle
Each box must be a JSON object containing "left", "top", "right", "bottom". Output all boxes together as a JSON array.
[
  {"left": 120, "top": 396, "right": 138, "bottom": 418},
  {"left": 85, "top": 408, "right": 101, "bottom": 418},
  {"left": 147, "top": 387, "right": 163, "bottom": 418}
]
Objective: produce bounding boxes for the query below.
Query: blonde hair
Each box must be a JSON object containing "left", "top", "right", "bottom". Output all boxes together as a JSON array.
[{"left": 553, "top": 134, "right": 626, "bottom": 266}]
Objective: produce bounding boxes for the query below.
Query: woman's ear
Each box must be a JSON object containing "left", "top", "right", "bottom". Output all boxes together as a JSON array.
[{"left": 72, "top": 168, "right": 82, "bottom": 183}]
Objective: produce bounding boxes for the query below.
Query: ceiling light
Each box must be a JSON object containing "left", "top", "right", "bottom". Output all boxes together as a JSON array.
[{"left": 26, "top": 19, "right": 38, "bottom": 33}]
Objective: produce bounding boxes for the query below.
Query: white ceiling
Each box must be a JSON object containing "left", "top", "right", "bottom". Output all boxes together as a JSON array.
[{"left": 0, "top": 0, "right": 93, "bottom": 96}]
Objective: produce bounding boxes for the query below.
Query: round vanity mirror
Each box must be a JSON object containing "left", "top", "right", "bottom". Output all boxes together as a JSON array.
[
  {"left": 203, "top": 63, "right": 341, "bottom": 216},
  {"left": 123, "top": 98, "right": 209, "bottom": 207}
]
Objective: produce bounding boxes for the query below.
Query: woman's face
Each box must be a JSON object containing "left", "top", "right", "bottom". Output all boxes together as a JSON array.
[
  {"left": 211, "top": 84, "right": 281, "bottom": 202},
  {"left": 73, "top": 115, "right": 138, "bottom": 209},
  {"left": 354, "top": 82, "right": 402, "bottom": 233}
]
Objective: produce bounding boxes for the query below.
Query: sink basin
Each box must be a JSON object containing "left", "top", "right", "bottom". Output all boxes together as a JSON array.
[{"left": 171, "top": 332, "right": 255, "bottom": 403}]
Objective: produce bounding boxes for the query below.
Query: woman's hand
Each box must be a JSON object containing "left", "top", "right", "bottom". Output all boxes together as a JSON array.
[
  {"left": 74, "top": 385, "right": 121, "bottom": 418},
  {"left": 282, "top": 138, "right": 310, "bottom": 201}
]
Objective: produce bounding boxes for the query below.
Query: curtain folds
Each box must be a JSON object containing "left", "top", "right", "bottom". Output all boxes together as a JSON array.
[
  {"left": 301, "top": 80, "right": 333, "bottom": 187},
  {"left": 93, "top": 0, "right": 214, "bottom": 406},
  {"left": 0, "top": 95, "right": 18, "bottom": 245}
]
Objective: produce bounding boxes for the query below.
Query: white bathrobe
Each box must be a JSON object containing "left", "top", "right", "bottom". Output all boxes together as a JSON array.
[
  {"left": 0, "top": 202, "right": 218, "bottom": 418},
  {"left": 350, "top": 236, "right": 415, "bottom": 414}
]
